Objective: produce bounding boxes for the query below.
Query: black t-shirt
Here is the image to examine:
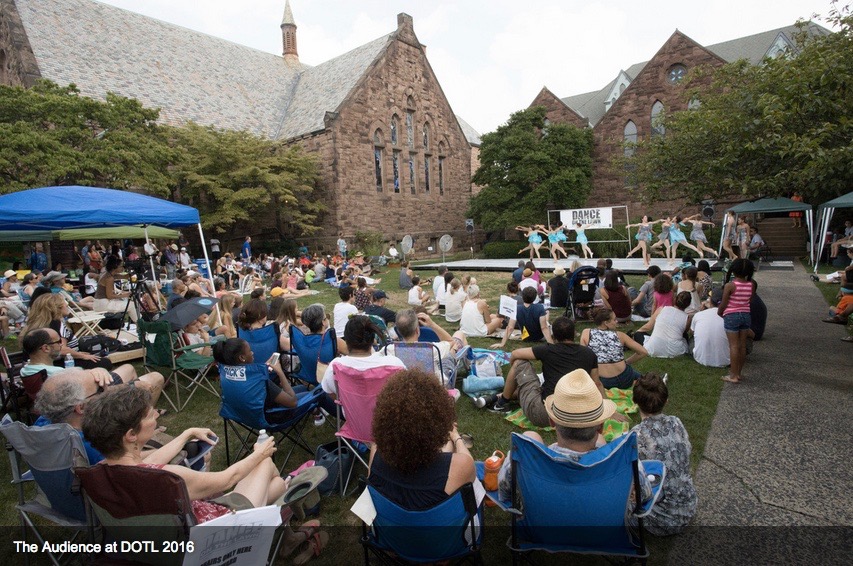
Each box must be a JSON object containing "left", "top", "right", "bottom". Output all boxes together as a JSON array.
[
  {"left": 548, "top": 275, "right": 569, "bottom": 308},
  {"left": 531, "top": 342, "right": 598, "bottom": 400},
  {"left": 515, "top": 302, "right": 546, "bottom": 342},
  {"left": 365, "top": 304, "right": 396, "bottom": 324}
]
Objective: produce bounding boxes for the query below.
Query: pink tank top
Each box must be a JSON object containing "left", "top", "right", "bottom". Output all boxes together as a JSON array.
[
  {"left": 653, "top": 291, "right": 673, "bottom": 310},
  {"left": 723, "top": 280, "right": 753, "bottom": 315}
]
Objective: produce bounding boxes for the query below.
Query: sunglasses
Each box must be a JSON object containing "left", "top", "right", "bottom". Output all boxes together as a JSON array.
[{"left": 45, "top": 339, "right": 63, "bottom": 346}]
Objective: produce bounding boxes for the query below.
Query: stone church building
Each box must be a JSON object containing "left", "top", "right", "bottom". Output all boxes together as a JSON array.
[
  {"left": 0, "top": 0, "right": 481, "bottom": 251},
  {"left": 530, "top": 23, "right": 830, "bottom": 218}
]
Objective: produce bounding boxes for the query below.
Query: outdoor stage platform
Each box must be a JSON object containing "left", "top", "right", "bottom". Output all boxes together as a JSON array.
[{"left": 415, "top": 256, "right": 794, "bottom": 275}]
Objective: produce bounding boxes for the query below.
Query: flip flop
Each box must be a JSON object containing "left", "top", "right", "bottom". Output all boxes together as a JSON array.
[
  {"left": 721, "top": 376, "right": 740, "bottom": 384},
  {"left": 156, "top": 408, "right": 168, "bottom": 418},
  {"left": 842, "top": 336, "right": 853, "bottom": 342},
  {"left": 460, "top": 433, "right": 474, "bottom": 450},
  {"left": 278, "top": 527, "right": 308, "bottom": 559},
  {"left": 293, "top": 530, "right": 329, "bottom": 565}
]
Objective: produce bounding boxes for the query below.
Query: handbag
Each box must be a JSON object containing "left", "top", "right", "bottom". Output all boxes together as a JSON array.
[
  {"left": 315, "top": 330, "right": 329, "bottom": 383},
  {"left": 314, "top": 441, "right": 354, "bottom": 496}
]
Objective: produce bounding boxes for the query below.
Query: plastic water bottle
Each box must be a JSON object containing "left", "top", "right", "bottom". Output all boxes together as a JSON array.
[
  {"left": 483, "top": 450, "right": 505, "bottom": 492},
  {"left": 255, "top": 429, "right": 269, "bottom": 446},
  {"left": 474, "top": 393, "right": 498, "bottom": 409},
  {"left": 64, "top": 354, "right": 75, "bottom": 369}
]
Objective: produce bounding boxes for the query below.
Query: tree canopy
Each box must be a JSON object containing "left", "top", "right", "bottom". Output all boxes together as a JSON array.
[
  {"left": 468, "top": 106, "right": 593, "bottom": 230},
  {"left": 622, "top": 3, "right": 853, "bottom": 205},
  {"left": 0, "top": 80, "right": 322, "bottom": 238}
]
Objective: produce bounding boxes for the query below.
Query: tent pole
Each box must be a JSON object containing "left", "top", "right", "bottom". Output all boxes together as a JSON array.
[
  {"left": 143, "top": 225, "right": 162, "bottom": 305},
  {"left": 196, "top": 224, "right": 220, "bottom": 321},
  {"left": 805, "top": 210, "right": 814, "bottom": 265}
]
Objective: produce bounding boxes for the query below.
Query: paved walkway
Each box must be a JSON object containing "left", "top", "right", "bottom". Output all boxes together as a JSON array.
[{"left": 668, "top": 262, "right": 853, "bottom": 563}]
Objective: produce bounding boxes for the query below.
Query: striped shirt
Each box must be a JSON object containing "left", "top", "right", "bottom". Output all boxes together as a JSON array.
[{"left": 723, "top": 280, "right": 753, "bottom": 315}]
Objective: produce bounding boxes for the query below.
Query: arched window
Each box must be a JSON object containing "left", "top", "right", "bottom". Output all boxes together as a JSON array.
[
  {"left": 423, "top": 123, "right": 430, "bottom": 151},
  {"left": 392, "top": 151, "right": 401, "bottom": 193},
  {"left": 651, "top": 101, "right": 665, "bottom": 138},
  {"left": 373, "top": 130, "right": 384, "bottom": 193},
  {"left": 390, "top": 115, "right": 399, "bottom": 146},
  {"left": 408, "top": 154, "right": 416, "bottom": 194},
  {"left": 438, "top": 142, "right": 446, "bottom": 196},
  {"left": 623, "top": 120, "right": 637, "bottom": 157},
  {"left": 406, "top": 111, "right": 414, "bottom": 149}
]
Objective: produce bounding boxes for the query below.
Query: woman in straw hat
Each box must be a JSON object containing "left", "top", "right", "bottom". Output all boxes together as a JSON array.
[{"left": 497, "top": 369, "right": 652, "bottom": 512}]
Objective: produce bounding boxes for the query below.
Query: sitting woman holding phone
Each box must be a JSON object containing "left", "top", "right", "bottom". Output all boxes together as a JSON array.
[{"left": 82, "top": 386, "right": 287, "bottom": 523}]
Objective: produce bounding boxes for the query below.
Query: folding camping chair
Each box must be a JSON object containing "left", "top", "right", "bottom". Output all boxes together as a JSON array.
[
  {"left": 65, "top": 299, "right": 108, "bottom": 339},
  {"left": 488, "top": 431, "right": 665, "bottom": 565},
  {"left": 1, "top": 345, "right": 32, "bottom": 423},
  {"left": 74, "top": 464, "right": 194, "bottom": 566},
  {"left": 565, "top": 266, "right": 600, "bottom": 321},
  {"left": 366, "top": 314, "right": 394, "bottom": 347},
  {"left": 288, "top": 326, "right": 338, "bottom": 388},
  {"left": 359, "top": 482, "right": 484, "bottom": 565},
  {"left": 219, "top": 363, "right": 323, "bottom": 472},
  {"left": 332, "top": 363, "right": 403, "bottom": 495},
  {"left": 417, "top": 326, "right": 441, "bottom": 343},
  {"left": 0, "top": 416, "right": 90, "bottom": 566},
  {"left": 137, "top": 319, "right": 219, "bottom": 412},
  {"left": 385, "top": 342, "right": 450, "bottom": 388},
  {"left": 238, "top": 323, "right": 281, "bottom": 370}
]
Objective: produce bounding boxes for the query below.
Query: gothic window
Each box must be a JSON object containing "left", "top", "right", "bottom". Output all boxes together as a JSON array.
[
  {"left": 406, "top": 111, "right": 414, "bottom": 149},
  {"left": 409, "top": 154, "right": 416, "bottom": 194},
  {"left": 542, "top": 117, "right": 551, "bottom": 137},
  {"left": 390, "top": 115, "right": 399, "bottom": 146},
  {"left": 392, "top": 151, "right": 401, "bottom": 193},
  {"left": 623, "top": 120, "right": 637, "bottom": 157},
  {"left": 424, "top": 156, "right": 431, "bottom": 193},
  {"left": 423, "top": 123, "right": 430, "bottom": 151},
  {"left": 651, "top": 101, "right": 665, "bottom": 138},
  {"left": 373, "top": 130, "right": 384, "bottom": 192},
  {"left": 438, "top": 142, "right": 446, "bottom": 196}
]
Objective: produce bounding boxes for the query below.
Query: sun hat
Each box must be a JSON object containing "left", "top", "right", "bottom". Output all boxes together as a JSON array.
[
  {"left": 544, "top": 369, "right": 617, "bottom": 428},
  {"left": 3, "top": 269, "right": 16, "bottom": 279},
  {"left": 553, "top": 266, "right": 566, "bottom": 276},
  {"left": 283, "top": 466, "right": 328, "bottom": 520},
  {"left": 522, "top": 268, "right": 533, "bottom": 278},
  {"left": 170, "top": 244, "right": 178, "bottom": 251},
  {"left": 43, "top": 271, "right": 66, "bottom": 285},
  {"left": 355, "top": 251, "right": 364, "bottom": 257},
  {"left": 270, "top": 287, "right": 285, "bottom": 298}
]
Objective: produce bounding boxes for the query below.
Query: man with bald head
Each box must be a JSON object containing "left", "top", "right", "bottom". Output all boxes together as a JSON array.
[{"left": 21, "top": 328, "right": 66, "bottom": 378}]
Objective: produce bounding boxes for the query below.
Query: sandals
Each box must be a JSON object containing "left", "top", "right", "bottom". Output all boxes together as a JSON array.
[
  {"left": 459, "top": 433, "right": 474, "bottom": 450},
  {"left": 293, "top": 530, "right": 329, "bottom": 565},
  {"left": 279, "top": 519, "right": 321, "bottom": 559},
  {"left": 842, "top": 336, "right": 853, "bottom": 342}
]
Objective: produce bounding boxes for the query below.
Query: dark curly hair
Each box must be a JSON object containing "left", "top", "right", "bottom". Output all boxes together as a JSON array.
[
  {"left": 372, "top": 369, "right": 455, "bottom": 475},
  {"left": 653, "top": 272, "right": 673, "bottom": 294},
  {"left": 82, "top": 386, "right": 152, "bottom": 459}
]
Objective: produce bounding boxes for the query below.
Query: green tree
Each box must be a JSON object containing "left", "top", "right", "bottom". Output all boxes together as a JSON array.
[
  {"left": 0, "top": 80, "right": 174, "bottom": 195},
  {"left": 168, "top": 123, "right": 323, "bottom": 237},
  {"left": 468, "top": 106, "right": 593, "bottom": 230},
  {"left": 623, "top": 3, "right": 853, "bottom": 205}
]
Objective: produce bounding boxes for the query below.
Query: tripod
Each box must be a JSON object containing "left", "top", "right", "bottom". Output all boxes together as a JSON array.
[{"left": 113, "top": 261, "right": 159, "bottom": 340}]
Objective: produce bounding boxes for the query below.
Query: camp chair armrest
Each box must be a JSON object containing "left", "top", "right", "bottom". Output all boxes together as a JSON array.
[
  {"left": 634, "top": 459, "right": 666, "bottom": 517},
  {"left": 175, "top": 342, "right": 214, "bottom": 353}
]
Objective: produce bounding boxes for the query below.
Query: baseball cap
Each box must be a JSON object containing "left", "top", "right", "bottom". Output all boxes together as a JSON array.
[
  {"left": 270, "top": 287, "right": 285, "bottom": 298},
  {"left": 372, "top": 290, "right": 387, "bottom": 300}
]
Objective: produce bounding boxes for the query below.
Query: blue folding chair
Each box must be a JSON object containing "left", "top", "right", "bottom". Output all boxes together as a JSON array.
[
  {"left": 0, "top": 416, "right": 90, "bottom": 566},
  {"left": 288, "top": 326, "right": 338, "bottom": 387},
  {"left": 488, "top": 432, "right": 665, "bottom": 564},
  {"left": 238, "top": 323, "right": 281, "bottom": 368},
  {"left": 218, "top": 363, "right": 323, "bottom": 472},
  {"left": 360, "top": 482, "right": 484, "bottom": 564},
  {"left": 416, "top": 326, "right": 441, "bottom": 343}
]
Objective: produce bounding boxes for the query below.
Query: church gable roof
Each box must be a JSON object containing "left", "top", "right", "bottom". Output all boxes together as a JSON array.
[
  {"left": 15, "top": 0, "right": 304, "bottom": 138},
  {"left": 455, "top": 114, "right": 481, "bottom": 146},
  {"left": 275, "top": 33, "right": 393, "bottom": 140}
]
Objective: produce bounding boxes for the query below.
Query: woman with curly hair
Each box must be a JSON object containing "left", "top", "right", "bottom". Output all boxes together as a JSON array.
[{"left": 368, "top": 369, "right": 475, "bottom": 510}]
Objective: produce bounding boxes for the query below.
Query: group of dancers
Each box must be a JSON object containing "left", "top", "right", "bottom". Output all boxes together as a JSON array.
[{"left": 518, "top": 214, "right": 720, "bottom": 266}]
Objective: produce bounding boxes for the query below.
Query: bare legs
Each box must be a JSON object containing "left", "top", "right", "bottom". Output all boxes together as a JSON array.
[
  {"left": 722, "top": 329, "right": 749, "bottom": 383},
  {"left": 233, "top": 457, "right": 288, "bottom": 507},
  {"left": 580, "top": 244, "right": 594, "bottom": 259},
  {"left": 695, "top": 240, "right": 719, "bottom": 258}
]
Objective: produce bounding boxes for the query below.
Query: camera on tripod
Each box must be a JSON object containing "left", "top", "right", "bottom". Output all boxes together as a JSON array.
[{"left": 123, "top": 259, "right": 147, "bottom": 275}]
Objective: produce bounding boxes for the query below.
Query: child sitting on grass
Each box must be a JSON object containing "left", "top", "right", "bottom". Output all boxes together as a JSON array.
[{"left": 632, "top": 372, "right": 697, "bottom": 536}]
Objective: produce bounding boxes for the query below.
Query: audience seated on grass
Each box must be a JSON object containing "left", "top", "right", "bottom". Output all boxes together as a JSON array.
[
  {"left": 368, "top": 369, "right": 475, "bottom": 511},
  {"left": 497, "top": 368, "right": 653, "bottom": 518},
  {"left": 634, "top": 292, "right": 691, "bottom": 358},
  {"left": 364, "top": 290, "right": 396, "bottom": 326},
  {"left": 491, "top": 287, "right": 552, "bottom": 350},
  {"left": 690, "top": 288, "right": 731, "bottom": 368},
  {"left": 489, "top": 317, "right": 604, "bottom": 426},
  {"left": 82, "top": 386, "right": 287, "bottom": 524},
  {"left": 632, "top": 373, "right": 697, "bottom": 535},
  {"left": 333, "top": 286, "right": 358, "bottom": 336},
  {"left": 386, "top": 310, "right": 468, "bottom": 384},
  {"left": 579, "top": 308, "right": 647, "bottom": 389},
  {"left": 459, "top": 284, "right": 502, "bottom": 337},
  {"left": 444, "top": 278, "right": 467, "bottom": 323}
]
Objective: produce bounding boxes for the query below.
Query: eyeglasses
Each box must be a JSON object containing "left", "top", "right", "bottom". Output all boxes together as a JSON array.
[{"left": 46, "top": 339, "right": 63, "bottom": 346}]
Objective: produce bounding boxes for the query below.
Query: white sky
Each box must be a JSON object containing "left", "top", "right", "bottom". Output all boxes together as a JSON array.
[{"left": 97, "top": 0, "right": 834, "bottom": 135}]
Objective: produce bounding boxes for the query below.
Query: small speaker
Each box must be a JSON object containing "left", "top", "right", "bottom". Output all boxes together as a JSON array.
[{"left": 465, "top": 219, "right": 474, "bottom": 233}]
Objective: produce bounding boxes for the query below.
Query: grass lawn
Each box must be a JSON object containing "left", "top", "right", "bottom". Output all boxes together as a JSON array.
[{"left": 0, "top": 263, "right": 729, "bottom": 563}]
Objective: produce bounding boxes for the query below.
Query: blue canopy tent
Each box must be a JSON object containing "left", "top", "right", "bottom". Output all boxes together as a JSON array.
[{"left": 0, "top": 186, "right": 216, "bottom": 294}]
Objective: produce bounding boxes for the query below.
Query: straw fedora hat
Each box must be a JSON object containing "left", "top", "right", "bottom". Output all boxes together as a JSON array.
[
  {"left": 553, "top": 266, "right": 566, "bottom": 276},
  {"left": 544, "top": 369, "right": 616, "bottom": 428}
]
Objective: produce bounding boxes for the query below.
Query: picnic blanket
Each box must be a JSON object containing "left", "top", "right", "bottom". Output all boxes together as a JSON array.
[{"left": 504, "top": 388, "right": 637, "bottom": 443}]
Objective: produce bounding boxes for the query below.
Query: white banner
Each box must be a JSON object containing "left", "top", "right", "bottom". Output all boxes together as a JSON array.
[
  {"left": 560, "top": 207, "right": 613, "bottom": 229},
  {"left": 183, "top": 505, "right": 281, "bottom": 566}
]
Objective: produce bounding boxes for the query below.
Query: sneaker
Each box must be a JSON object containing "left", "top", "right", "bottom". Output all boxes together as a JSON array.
[
  {"left": 488, "top": 396, "right": 510, "bottom": 413},
  {"left": 313, "top": 412, "right": 326, "bottom": 427}
]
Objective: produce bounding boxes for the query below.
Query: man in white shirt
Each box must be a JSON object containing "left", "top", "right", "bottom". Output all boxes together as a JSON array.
[
  {"left": 178, "top": 247, "right": 191, "bottom": 270},
  {"left": 385, "top": 310, "right": 467, "bottom": 385},
  {"left": 689, "top": 289, "right": 730, "bottom": 367},
  {"left": 518, "top": 268, "right": 541, "bottom": 303},
  {"left": 333, "top": 286, "right": 358, "bottom": 336},
  {"left": 432, "top": 266, "right": 448, "bottom": 309}
]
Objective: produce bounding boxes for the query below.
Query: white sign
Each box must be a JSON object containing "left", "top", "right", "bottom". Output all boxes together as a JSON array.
[
  {"left": 183, "top": 505, "right": 281, "bottom": 566},
  {"left": 560, "top": 207, "right": 613, "bottom": 229},
  {"left": 498, "top": 296, "right": 518, "bottom": 320}
]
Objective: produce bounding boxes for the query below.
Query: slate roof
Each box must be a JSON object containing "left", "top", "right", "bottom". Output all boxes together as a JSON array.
[
  {"left": 560, "top": 23, "right": 829, "bottom": 127},
  {"left": 455, "top": 115, "right": 481, "bottom": 147},
  {"left": 12, "top": 0, "right": 443, "bottom": 144}
]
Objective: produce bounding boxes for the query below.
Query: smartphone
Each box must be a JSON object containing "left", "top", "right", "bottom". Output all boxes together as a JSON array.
[
  {"left": 184, "top": 435, "right": 218, "bottom": 471},
  {"left": 267, "top": 352, "right": 280, "bottom": 367}
]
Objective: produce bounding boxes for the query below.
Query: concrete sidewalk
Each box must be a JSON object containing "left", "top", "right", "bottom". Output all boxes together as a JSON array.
[{"left": 668, "top": 262, "right": 853, "bottom": 563}]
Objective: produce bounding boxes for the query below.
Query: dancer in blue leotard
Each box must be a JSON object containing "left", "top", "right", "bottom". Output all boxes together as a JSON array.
[
  {"left": 684, "top": 214, "right": 719, "bottom": 258},
  {"left": 516, "top": 225, "right": 547, "bottom": 260},
  {"left": 626, "top": 215, "right": 661, "bottom": 267},
  {"left": 668, "top": 216, "right": 702, "bottom": 260},
  {"left": 650, "top": 217, "right": 673, "bottom": 259},
  {"left": 574, "top": 223, "right": 594, "bottom": 259},
  {"left": 543, "top": 224, "right": 572, "bottom": 262}
]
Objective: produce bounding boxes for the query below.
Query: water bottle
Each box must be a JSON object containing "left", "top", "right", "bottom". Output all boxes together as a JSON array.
[
  {"left": 483, "top": 450, "right": 505, "bottom": 492},
  {"left": 255, "top": 429, "right": 269, "bottom": 447},
  {"left": 64, "top": 354, "right": 75, "bottom": 369},
  {"left": 474, "top": 393, "right": 498, "bottom": 409}
]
